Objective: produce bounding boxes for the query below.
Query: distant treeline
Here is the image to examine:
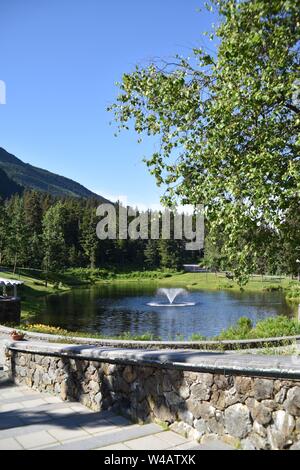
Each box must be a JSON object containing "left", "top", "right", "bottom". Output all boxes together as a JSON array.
[{"left": 0, "top": 191, "right": 200, "bottom": 273}]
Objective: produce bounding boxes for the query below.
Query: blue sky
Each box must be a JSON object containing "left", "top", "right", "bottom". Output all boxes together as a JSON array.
[{"left": 0, "top": 0, "right": 218, "bottom": 208}]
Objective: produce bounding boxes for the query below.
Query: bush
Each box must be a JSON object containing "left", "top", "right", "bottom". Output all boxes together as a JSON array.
[
  {"left": 217, "top": 316, "right": 300, "bottom": 340},
  {"left": 190, "top": 333, "right": 206, "bottom": 341},
  {"left": 263, "top": 285, "right": 283, "bottom": 292},
  {"left": 218, "top": 317, "right": 253, "bottom": 340},
  {"left": 64, "top": 268, "right": 116, "bottom": 283},
  {"left": 286, "top": 285, "right": 300, "bottom": 300},
  {"left": 252, "top": 316, "right": 300, "bottom": 338}
]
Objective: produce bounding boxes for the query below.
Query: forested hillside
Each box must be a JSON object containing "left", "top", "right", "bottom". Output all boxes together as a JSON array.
[
  {"left": 0, "top": 167, "right": 23, "bottom": 199},
  {"left": 0, "top": 147, "right": 109, "bottom": 201}
]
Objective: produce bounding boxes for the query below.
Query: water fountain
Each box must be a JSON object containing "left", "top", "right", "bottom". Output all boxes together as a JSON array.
[{"left": 147, "top": 288, "right": 195, "bottom": 307}]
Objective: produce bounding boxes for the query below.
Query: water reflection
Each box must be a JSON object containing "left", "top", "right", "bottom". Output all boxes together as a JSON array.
[{"left": 27, "top": 284, "right": 295, "bottom": 340}]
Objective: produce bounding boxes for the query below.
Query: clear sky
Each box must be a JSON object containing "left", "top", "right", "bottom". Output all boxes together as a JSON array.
[{"left": 0, "top": 0, "right": 218, "bottom": 208}]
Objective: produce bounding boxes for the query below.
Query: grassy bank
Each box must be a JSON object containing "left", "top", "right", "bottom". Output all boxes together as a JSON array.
[
  {"left": 0, "top": 269, "right": 72, "bottom": 320},
  {"left": 158, "top": 272, "right": 296, "bottom": 293},
  {"left": 63, "top": 268, "right": 298, "bottom": 295}
]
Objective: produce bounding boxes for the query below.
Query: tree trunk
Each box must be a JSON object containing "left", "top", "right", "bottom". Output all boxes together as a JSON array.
[{"left": 13, "top": 253, "right": 17, "bottom": 275}]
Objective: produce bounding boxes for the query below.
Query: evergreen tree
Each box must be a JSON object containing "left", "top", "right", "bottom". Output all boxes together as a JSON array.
[
  {"left": 42, "top": 202, "right": 66, "bottom": 283},
  {"left": 144, "top": 240, "right": 159, "bottom": 269},
  {"left": 0, "top": 200, "right": 8, "bottom": 266},
  {"left": 23, "top": 190, "right": 43, "bottom": 234},
  {"left": 80, "top": 209, "right": 99, "bottom": 268},
  {"left": 7, "top": 196, "right": 30, "bottom": 273},
  {"left": 159, "top": 240, "right": 184, "bottom": 270}
]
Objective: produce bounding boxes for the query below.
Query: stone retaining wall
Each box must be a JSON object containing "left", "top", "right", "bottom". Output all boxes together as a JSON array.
[{"left": 5, "top": 347, "right": 300, "bottom": 450}]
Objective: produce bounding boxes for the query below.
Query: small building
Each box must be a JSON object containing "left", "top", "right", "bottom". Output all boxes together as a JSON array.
[
  {"left": 183, "top": 264, "right": 209, "bottom": 273},
  {"left": 0, "top": 277, "right": 23, "bottom": 324}
]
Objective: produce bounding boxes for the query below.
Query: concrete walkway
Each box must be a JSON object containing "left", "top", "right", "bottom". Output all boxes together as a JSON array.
[
  {"left": 0, "top": 335, "right": 235, "bottom": 451},
  {"left": 0, "top": 368, "right": 233, "bottom": 451}
]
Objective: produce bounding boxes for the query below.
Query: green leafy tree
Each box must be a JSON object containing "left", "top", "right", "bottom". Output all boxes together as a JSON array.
[{"left": 110, "top": 0, "right": 300, "bottom": 285}]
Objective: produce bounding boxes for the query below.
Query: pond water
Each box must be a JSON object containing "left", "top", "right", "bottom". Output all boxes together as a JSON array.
[{"left": 24, "top": 283, "right": 295, "bottom": 340}]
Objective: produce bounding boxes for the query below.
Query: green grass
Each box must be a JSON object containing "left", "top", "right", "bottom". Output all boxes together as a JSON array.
[
  {"left": 0, "top": 269, "right": 71, "bottom": 320},
  {"left": 157, "top": 272, "right": 294, "bottom": 293}
]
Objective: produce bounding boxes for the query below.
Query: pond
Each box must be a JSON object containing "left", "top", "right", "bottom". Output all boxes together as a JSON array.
[{"left": 24, "top": 283, "right": 296, "bottom": 340}]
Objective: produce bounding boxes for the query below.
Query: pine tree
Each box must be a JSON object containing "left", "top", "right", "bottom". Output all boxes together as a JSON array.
[
  {"left": 158, "top": 239, "right": 184, "bottom": 270},
  {"left": 42, "top": 202, "right": 66, "bottom": 283},
  {"left": 144, "top": 240, "right": 159, "bottom": 269},
  {"left": 0, "top": 199, "right": 8, "bottom": 266},
  {"left": 80, "top": 209, "right": 99, "bottom": 269},
  {"left": 7, "top": 195, "right": 30, "bottom": 273}
]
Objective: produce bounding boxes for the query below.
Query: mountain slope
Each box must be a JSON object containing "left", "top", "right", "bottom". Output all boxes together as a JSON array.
[
  {"left": 0, "top": 167, "right": 23, "bottom": 199},
  {"left": 0, "top": 147, "right": 109, "bottom": 202}
]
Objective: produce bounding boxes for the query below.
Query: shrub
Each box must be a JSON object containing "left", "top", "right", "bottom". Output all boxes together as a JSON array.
[
  {"left": 217, "top": 317, "right": 253, "bottom": 340},
  {"left": 263, "top": 285, "right": 283, "bottom": 292},
  {"left": 190, "top": 333, "right": 206, "bottom": 341},
  {"left": 286, "top": 285, "right": 300, "bottom": 300},
  {"left": 217, "top": 316, "right": 300, "bottom": 340},
  {"left": 251, "top": 316, "right": 300, "bottom": 338}
]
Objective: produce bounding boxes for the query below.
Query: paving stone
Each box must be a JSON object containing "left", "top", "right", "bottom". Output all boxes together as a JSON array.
[
  {"left": 156, "top": 431, "right": 189, "bottom": 446},
  {"left": 0, "top": 393, "right": 43, "bottom": 405},
  {"left": 16, "top": 431, "right": 58, "bottom": 449},
  {"left": 0, "top": 402, "right": 24, "bottom": 412},
  {"left": 0, "top": 390, "right": 26, "bottom": 400},
  {"left": 48, "top": 426, "right": 89, "bottom": 442},
  {"left": 0, "top": 416, "right": 24, "bottom": 430},
  {"left": 17, "top": 413, "right": 54, "bottom": 426},
  {"left": 47, "top": 407, "right": 75, "bottom": 417},
  {"left": 20, "top": 401, "right": 78, "bottom": 416},
  {"left": 82, "top": 421, "right": 119, "bottom": 435},
  {"left": 169, "top": 441, "right": 207, "bottom": 450},
  {"left": 21, "top": 399, "right": 47, "bottom": 408},
  {"left": 0, "top": 422, "right": 52, "bottom": 439},
  {"left": 18, "top": 388, "right": 41, "bottom": 396},
  {"left": 96, "top": 443, "right": 131, "bottom": 450},
  {"left": 43, "top": 396, "right": 64, "bottom": 404},
  {"left": 46, "top": 423, "right": 163, "bottom": 450},
  {"left": 106, "top": 414, "right": 131, "bottom": 426},
  {"left": 126, "top": 435, "right": 170, "bottom": 450},
  {"left": 0, "top": 437, "right": 23, "bottom": 450},
  {"left": 69, "top": 404, "right": 94, "bottom": 414}
]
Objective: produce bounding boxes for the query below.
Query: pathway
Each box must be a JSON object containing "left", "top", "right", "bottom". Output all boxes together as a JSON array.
[{"left": 0, "top": 367, "right": 231, "bottom": 451}]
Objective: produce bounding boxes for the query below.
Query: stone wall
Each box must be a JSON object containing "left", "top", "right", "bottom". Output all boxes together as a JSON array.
[
  {"left": 0, "top": 298, "right": 20, "bottom": 324},
  {"left": 5, "top": 348, "right": 300, "bottom": 450}
]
